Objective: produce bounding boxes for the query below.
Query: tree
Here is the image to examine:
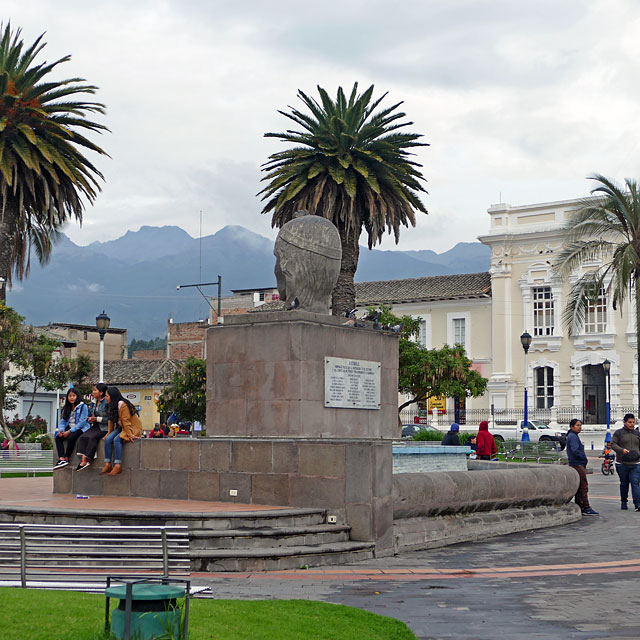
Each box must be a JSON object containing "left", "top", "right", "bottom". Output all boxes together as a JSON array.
[
  {"left": 0, "top": 303, "right": 89, "bottom": 448},
  {"left": 372, "top": 305, "right": 488, "bottom": 414},
  {"left": 555, "top": 174, "right": 640, "bottom": 404},
  {"left": 157, "top": 357, "right": 206, "bottom": 424},
  {"left": 259, "top": 83, "right": 428, "bottom": 316},
  {"left": 0, "top": 23, "right": 108, "bottom": 301}
]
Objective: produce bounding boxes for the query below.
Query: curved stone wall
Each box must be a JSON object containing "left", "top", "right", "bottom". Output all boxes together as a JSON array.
[{"left": 393, "top": 463, "right": 579, "bottom": 519}]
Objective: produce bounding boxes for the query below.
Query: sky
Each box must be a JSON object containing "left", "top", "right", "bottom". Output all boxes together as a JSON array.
[{"left": 5, "top": 0, "right": 640, "bottom": 252}]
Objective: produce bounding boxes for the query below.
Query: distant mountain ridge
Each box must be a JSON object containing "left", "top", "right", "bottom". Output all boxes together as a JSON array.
[{"left": 7, "top": 225, "right": 490, "bottom": 339}]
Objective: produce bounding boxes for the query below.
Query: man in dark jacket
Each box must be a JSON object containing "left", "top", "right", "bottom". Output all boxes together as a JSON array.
[
  {"left": 566, "top": 418, "right": 598, "bottom": 515},
  {"left": 610, "top": 413, "right": 640, "bottom": 511},
  {"left": 441, "top": 423, "right": 461, "bottom": 446}
]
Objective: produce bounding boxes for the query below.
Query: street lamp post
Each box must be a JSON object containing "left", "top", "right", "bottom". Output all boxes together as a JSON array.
[
  {"left": 520, "top": 332, "right": 532, "bottom": 435},
  {"left": 603, "top": 359, "right": 611, "bottom": 443},
  {"left": 96, "top": 311, "right": 111, "bottom": 383}
]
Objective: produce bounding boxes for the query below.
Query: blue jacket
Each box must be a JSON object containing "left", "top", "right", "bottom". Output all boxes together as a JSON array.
[
  {"left": 89, "top": 398, "right": 109, "bottom": 425},
  {"left": 566, "top": 430, "right": 588, "bottom": 467},
  {"left": 58, "top": 402, "right": 90, "bottom": 434}
]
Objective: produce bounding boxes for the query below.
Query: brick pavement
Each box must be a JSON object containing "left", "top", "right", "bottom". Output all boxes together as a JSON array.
[
  {"left": 196, "top": 470, "right": 640, "bottom": 639},
  {"left": 3, "top": 467, "right": 639, "bottom": 638}
]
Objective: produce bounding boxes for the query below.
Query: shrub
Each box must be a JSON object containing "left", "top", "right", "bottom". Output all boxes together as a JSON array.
[
  {"left": 412, "top": 428, "right": 443, "bottom": 442},
  {"left": 8, "top": 415, "right": 48, "bottom": 438},
  {"left": 35, "top": 433, "right": 53, "bottom": 450}
]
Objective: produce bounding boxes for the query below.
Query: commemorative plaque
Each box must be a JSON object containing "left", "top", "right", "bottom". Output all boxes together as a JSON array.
[{"left": 324, "top": 356, "right": 381, "bottom": 410}]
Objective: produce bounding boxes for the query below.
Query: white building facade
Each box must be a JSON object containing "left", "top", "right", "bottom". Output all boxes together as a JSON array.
[{"left": 479, "top": 197, "right": 637, "bottom": 426}]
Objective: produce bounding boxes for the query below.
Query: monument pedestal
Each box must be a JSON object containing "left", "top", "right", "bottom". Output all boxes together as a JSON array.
[{"left": 207, "top": 310, "right": 398, "bottom": 551}]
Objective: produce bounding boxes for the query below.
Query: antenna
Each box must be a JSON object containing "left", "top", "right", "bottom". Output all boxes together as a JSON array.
[{"left": 199, "top": 210, "right": 203, "bottom": 282}]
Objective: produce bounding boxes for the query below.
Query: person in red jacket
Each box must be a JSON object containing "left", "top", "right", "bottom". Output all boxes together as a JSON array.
[{"left": 476, "top": 420, "right": 497, "bottom": 460}]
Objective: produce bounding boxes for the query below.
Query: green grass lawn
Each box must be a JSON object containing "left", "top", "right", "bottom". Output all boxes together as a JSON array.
[
  {"left": 0, "top": 588, "right": 416, "bottom": 640},
  {"left": 0, "top": 471, "right": 53, "bottom": 477}
]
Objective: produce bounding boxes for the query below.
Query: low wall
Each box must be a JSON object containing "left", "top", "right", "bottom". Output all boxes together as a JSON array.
[
  {"left": 392, "top": 444, "right": 471, "bottom": 473},
  {"left": 54, "top": 437, "right": 393, "bottom": 552},
  {"left": 392, "top": 463, "right": 580, "bottom": 553}
]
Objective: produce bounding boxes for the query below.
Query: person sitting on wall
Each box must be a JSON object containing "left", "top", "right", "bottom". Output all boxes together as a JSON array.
[
  {"left": 75, "top": 383, "right": 109, "bottom": 471},
  {"left": 100, "top": 386, "right": 142, "bottom": 476},
  {"left": 468, "top": 435, "right": 478, "bottom": 452},
  {"left": 441, "top": 423, "right": 461, "bottom": 446},
  {"left": 54, "top": 386, "right": 90, "bottom": 469},
  {"left": 476, "top": 420, "right": 497, "bottom": 461}
]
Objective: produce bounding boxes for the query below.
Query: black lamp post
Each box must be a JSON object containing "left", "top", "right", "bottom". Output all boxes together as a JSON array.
[
  {"left": 603, "top": 359, "right": 611, "bottom": 443},
  {"left": 520, "top": 331, "right": 532, "bottom": 432},
  {"left": 96, "top": 311, "right": 110, "bottom": 383}
]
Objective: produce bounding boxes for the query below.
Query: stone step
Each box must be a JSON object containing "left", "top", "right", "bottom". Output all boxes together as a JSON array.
[
  {"left": 188, "top": 509, "right": 328, "bottom": 530},
  {"left": 190, "top": 541, "right": 376, "bottom": 572},
  {"left": 190, "top": 524, "right": 351, "bottom": 549}
]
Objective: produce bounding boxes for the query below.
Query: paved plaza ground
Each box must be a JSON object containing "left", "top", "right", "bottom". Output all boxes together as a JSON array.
[
  {"left": 194, "top": 468, "right": 639, "bottom": 640},
  {"left": 3, "top": 462, "right": 638, "bottom": 639}
]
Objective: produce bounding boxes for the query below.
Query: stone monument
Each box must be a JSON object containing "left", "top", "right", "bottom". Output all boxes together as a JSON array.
[
  {"left": 205, "top": 212, "right": 398, "bottom": 553},
  {"left": 273, "top": 209, "right": 342, "bottom": 314}
]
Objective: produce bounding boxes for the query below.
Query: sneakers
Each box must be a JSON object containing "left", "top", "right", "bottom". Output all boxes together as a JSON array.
[
  {"left": 54, "top": 459, "right": 69, "bottom": 469},
  {"left": 75, "top": 463, "right": 90, "bottom": 472},
  {"left": 582, "top": 507, "right": 599, "bottom": 515},
  {"left": 635, "top": 506, "right": 640, "bottom": 512},
  {"left": 622, "top": 502, "right": 628, "bottom": 510}
]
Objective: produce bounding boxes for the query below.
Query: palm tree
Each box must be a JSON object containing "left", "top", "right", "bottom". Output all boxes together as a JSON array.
[
  {"left": 259, "top": 83, "right": 428, "bottom": 315},
  {"left": 0, "top": 24, "right": 108, "bottom": 301},
  {"left": 555, "top": 173, "right": 640, "bottom": 405}
]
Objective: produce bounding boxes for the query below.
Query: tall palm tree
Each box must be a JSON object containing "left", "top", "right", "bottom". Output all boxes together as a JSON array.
[
  {"left": 555, "top": 173, "right": 640, "bottom": 405},
  {"left": 0, "top": 24, "right": 108, "bottom": 301},
  {"left": 259, "top": 83, "right": 428, "bottom": 316}
]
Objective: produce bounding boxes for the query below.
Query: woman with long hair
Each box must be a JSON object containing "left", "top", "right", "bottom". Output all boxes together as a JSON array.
[
  {"left": 54, "top": 386, "right": 90, "bottom": 469},
  {"left": 75, "top": 383, "right": 109, "bottom": 471},
  {"left": 100, "top": 386, "right": 142, "bottom": 476}
]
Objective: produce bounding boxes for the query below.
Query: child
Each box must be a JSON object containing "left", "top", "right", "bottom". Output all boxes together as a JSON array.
[{"left": 603, "top": 441, "right": 615, "bottom": 461}]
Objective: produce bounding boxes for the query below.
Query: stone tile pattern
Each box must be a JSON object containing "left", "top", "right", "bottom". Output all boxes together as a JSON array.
[
  {"left": 55, "top": 437, "right": 393, "bottom": 552},
  {"left": 206, "top": 311, "right": 399, "bottom": 440},
  {"left": 393, "top": 453, "right": 469, "bottom": 473}
]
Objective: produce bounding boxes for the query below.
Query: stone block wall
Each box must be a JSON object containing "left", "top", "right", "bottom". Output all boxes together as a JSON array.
[
  {"left": 206, "top": 311, "right": 399, "bottom": 440},
  {"left": 56, "top": 437, "right": 393, "bottom": 551},
  {"left": 392, "top": 445, "right": 471, "bottom": 473}
]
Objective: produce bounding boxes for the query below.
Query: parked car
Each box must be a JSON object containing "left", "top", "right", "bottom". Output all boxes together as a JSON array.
[
  {"left": 401, "top": 424, "right": 443, "bottom": 439},
  {"left": 491, "top": 420, "right": 566, "bottom": 449}
]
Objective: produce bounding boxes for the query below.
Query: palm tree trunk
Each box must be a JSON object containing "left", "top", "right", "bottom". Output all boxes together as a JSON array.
[
  {"left": 0, "top": 202, "right": 18, "bottom": 302},
  {"left": 636, "top": 276, "right": 640, "bottom": 413},
  {"left": 331, "top": 223, "right": 361, "bottom": 316}
]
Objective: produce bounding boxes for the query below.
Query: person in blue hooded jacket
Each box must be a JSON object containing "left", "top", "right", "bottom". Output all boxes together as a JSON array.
[
  {"left": 441, "top": 423, "right": 461, "bottom": 446},
  {"left": 566, "top": 418, "right": 598, "bottom": 515},
  {"left": 54, "top": 387, "right": 90, "bottom": 469}
]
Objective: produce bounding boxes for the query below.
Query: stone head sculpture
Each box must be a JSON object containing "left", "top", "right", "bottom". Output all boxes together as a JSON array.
[{"left": 274, "top": 210, "right": 342, "bottom": 314}]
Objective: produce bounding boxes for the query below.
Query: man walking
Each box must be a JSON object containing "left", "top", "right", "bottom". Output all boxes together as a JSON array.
[
  {"left": 610, "top": 413, "right": 640, "bottom": 511},
  {"left": 566, "top": 418, "right": 598, "bottom": 515}
]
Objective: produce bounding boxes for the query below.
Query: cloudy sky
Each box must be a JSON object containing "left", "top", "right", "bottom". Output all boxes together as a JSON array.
[{"left": 6, "top": 0, "right": 640, "bottom": 252}]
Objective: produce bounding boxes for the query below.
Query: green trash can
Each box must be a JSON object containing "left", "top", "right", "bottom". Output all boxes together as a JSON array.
[{"left": 105, "top": 583, "right": 186, "bottom": 640}]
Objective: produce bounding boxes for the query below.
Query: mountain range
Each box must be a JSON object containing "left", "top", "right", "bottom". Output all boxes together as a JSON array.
[{"left": 6, "top": 225, "right": 490, "bottom": 340}]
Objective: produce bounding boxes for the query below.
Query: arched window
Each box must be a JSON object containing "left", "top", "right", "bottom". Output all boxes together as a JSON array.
[{"left": 535, "top": 366, "right": 554, "bottom": 408}]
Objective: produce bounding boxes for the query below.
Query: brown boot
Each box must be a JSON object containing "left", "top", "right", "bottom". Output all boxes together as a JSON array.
[
  {"left": 99, "top": 463, "right": 112, "bottom": 475},
  {"left": 108, "top": 463, "right": 122, "bottom": 476}
]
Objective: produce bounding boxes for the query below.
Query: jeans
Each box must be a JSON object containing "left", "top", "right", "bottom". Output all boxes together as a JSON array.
[
  {"left": 104, "top": 427, "right": 123, "bottom": 464},
  {"left": 615, "top": 463, "right": 640, "bottom": 507}
]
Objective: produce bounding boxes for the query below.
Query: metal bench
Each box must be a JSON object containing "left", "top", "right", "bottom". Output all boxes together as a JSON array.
[
  {"left": 0, "top": 449, "right": 55, "bottom": 477},
  {"left": 0, "top": 523, "right": 190, "bottom": 589},
  {"left": 504, "top": 440, "right": 565, "bottom": 463}
]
